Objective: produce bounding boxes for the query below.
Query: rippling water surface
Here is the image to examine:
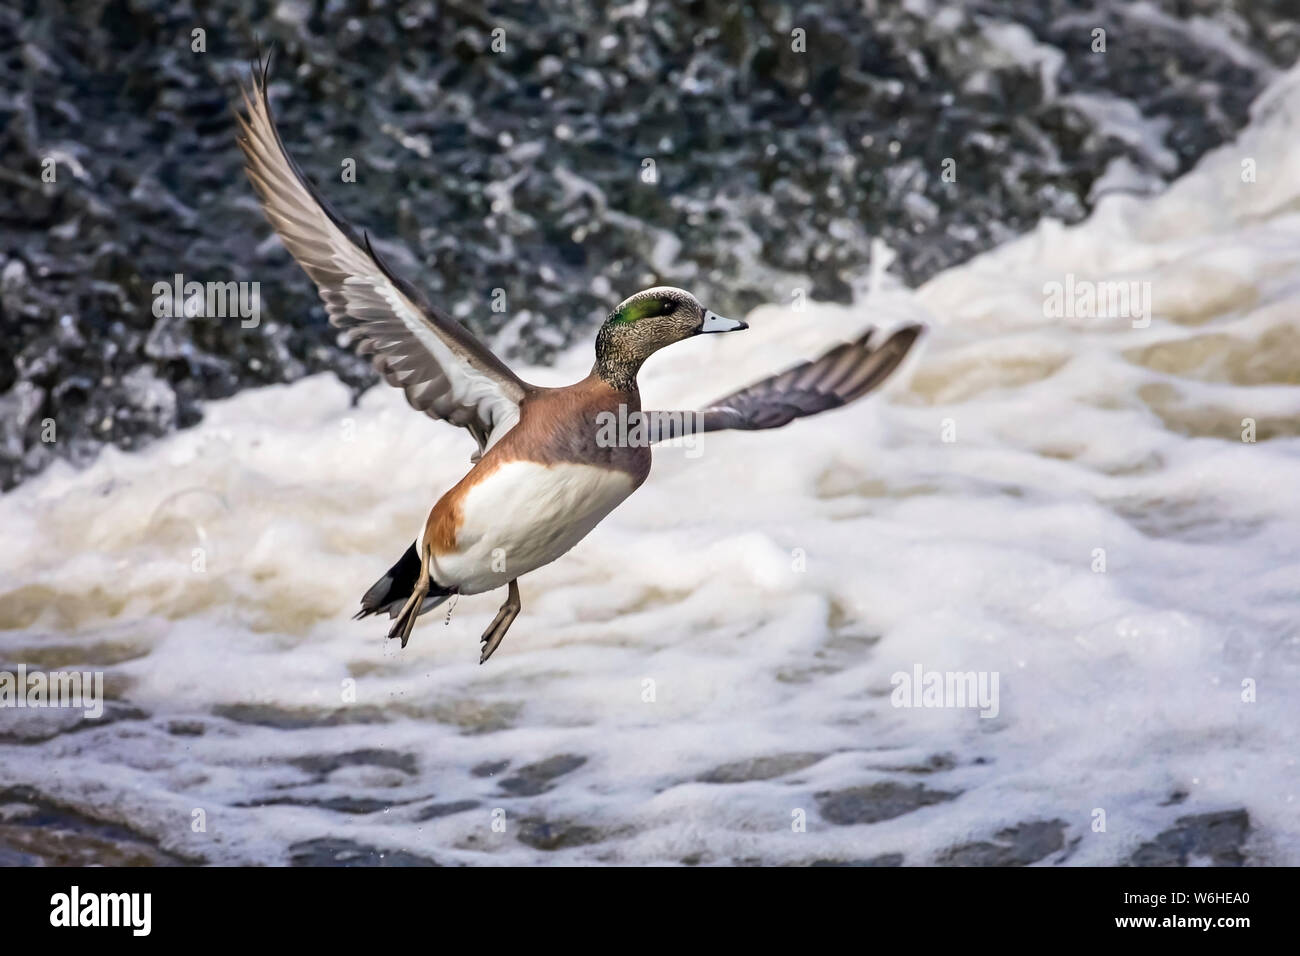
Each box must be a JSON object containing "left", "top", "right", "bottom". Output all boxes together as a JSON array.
[
  {"left": 5, "top": 0, "right": 1297, "bottom": 488},
  {"left": 2, "top": 39, "right": 1299, "bottom": 869}
]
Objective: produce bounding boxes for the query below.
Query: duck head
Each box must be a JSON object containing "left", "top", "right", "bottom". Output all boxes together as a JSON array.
[{"left": 594, "top": 286, "right": 747, "bottom": 390}]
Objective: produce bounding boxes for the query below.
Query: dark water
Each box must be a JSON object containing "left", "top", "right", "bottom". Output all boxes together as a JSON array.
[{"left": 1, "top": 0, "right": 1296, "bottom": 490}]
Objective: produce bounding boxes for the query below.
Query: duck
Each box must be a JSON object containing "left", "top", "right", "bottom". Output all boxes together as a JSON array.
[{"left": 234, "top": 60, "right": 924, "bottom": 663}]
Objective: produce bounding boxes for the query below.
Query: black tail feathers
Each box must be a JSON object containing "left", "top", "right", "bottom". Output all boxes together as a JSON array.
[{"left": 355, "top": 541, "right": 453, "bottom": 621}]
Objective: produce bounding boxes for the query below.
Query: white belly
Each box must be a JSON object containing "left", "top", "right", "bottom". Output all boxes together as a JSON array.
[{"left": 431, "top": 460, "right": 637, "bottom": 594}]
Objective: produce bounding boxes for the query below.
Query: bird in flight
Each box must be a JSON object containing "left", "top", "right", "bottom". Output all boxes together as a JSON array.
[{"left": 234, "top": 59, "right": 923, "bottom": 663}]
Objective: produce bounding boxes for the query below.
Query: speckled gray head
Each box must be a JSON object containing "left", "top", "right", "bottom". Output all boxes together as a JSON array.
[{"left": 594, "top": 286, "right": 747, "bottom": 389}]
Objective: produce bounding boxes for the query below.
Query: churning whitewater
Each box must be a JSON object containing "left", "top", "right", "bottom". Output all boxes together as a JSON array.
[{"left": 1, "top": 64, "right": 1299, "bottom": 866}]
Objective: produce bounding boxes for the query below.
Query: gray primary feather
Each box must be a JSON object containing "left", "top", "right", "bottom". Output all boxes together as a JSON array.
[
  {"left": 235, "top": 58, "right": 529, "bottom": 458},
  {"left": 644, "top": 323, "right": 923, "bottom": 439}
]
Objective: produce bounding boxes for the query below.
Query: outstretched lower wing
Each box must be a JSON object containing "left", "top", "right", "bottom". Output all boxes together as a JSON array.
[
  {"left": 644, "top": 324, "right": 923, "bottom": 440},
  {"left": 234, "top": 58, "right": 529, "bottom": 457}
]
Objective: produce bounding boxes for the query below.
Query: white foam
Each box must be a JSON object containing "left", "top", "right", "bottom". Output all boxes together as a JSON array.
[{"left": 3, "top": 67, "right": 1300, "bottom": 865}]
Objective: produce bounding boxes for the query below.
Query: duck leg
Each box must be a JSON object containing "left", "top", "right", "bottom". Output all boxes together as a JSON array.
[
  {"left": 479, "top": 578, "right": 521, "bottom": 664},
  {"left": 388, "top": 540, "right": 432, "bottom": 648}
]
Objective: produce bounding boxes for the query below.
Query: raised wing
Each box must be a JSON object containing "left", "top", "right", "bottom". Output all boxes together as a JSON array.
[
  {"left": 644, "top": 324, "right": 923, "bottom": 441},
  {"left": 234, "top": 58, "right": 529, "bottom": 457}
]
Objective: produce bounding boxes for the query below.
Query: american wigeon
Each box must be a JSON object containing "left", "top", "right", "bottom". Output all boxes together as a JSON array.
[{"left": 235, "top": 62, "right": 923, "bottom": 662}]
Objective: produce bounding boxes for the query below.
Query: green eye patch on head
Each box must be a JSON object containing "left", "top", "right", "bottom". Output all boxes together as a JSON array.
[{"left": 609, "top": 297, "right": 672, "bottom": 325}]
